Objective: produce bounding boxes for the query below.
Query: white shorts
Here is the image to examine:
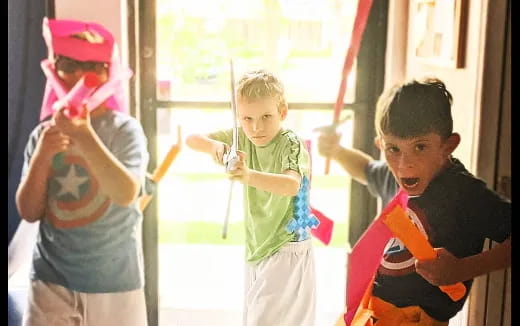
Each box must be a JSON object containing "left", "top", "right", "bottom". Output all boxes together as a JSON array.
[
  {"left": 243, "top": 239, "right": 316, "bottom": 326},
  {"left": 23, "top": 280, "right": 148, "bottom": 326}
]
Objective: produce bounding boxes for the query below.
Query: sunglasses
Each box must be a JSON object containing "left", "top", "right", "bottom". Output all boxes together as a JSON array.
[{"left": 54, "top": 55, "right": 109, "bottom": 74}]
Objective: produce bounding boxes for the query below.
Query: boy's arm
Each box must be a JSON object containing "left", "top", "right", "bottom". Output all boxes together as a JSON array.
[
  {"left": 53, "top": 108, "right": 143, "bottom": 207},
  {"left": 415, "top": 237, "right": 511, "bottom": 286},
  {"left": 75, "top": 128, "right": 140, "bottom": 207},
  {"left": 229, "top": 151, "right": 301, "bottom": 196},
  {"left": 186, "top": 134, "right": 228, "bottom": 165},
  {"left": 332, "top": 147, "right": 373, "bottom": 185},
  {"left": 16, "top": 157, "right": 51, "bottom": 222},
  {"left": 316, "top": 129, "right": 373, "bottom": 185},
  {"left": 187, "top": 133, "right": 300, "bottom": 195},
  {"left": 16, "top": 125, "right": 70, "bottom": 222},
  {"left": 246, "top": 169, "right": 301, "bottom": 196}
]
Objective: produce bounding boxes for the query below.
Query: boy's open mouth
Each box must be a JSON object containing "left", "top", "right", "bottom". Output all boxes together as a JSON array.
[{"left": 401, "top": 177, "right": 419, "bottom": 190}]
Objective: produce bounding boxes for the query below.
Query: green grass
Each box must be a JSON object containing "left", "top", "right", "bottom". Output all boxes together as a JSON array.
[
  {"left": 159, "top": 220, "right": 245, "bottom": 245},
  {"left": 159, "top": 220, "right": 349, "bottom": 248}
]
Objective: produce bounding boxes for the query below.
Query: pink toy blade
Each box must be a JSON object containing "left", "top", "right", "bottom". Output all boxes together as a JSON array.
[
  {"left": 54, "top": 72, "right": 101, "bottom": 119},
  {"left": 303, "top": 139, "right": 334, "bottom": 245},
  {"left": 310, "top": 206, "right": 334, "bottom": 245},
  {"left": 86, "top": 67, "right": 132, "bottom": 110},
  {"left": 41, "top": 60, "right": 67, "bottom": 98},
  {"left": 40, "top": 60, "right": 67, "bottom": 121},
  {"left": 343, "top": 189, "right": 408, "bottom": 325}
]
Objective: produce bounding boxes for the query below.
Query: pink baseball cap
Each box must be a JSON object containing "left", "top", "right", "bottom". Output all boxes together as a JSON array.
[{"left": 43, "top": 17, "right": 114, "bottom": 62}]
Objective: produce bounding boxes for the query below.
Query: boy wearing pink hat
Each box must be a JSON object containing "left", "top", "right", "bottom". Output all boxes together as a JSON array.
[{"left": 16, "top": 17, "right": 149, "bottom": 326}]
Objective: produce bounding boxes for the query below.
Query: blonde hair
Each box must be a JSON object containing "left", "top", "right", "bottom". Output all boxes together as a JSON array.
[{"left": 236, "top": 69, "right": 287, "bottom": 111}]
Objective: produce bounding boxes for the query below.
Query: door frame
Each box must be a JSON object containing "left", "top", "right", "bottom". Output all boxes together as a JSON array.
[{"left": 468, "top": 1, "right": 510, "bottom": 325}]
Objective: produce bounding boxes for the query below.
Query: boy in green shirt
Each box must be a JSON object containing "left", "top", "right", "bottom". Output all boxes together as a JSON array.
[{"left": 186, "top": 70, "right": 318, "bottom": 326}]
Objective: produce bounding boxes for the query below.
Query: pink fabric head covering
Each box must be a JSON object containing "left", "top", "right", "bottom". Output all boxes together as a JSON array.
[{"left": 39, "top": 17, "right": 133, "bottom": 121}]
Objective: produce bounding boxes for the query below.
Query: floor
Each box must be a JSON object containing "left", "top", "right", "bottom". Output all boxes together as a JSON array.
[
  {"left": 9, "top": 241, "right": 467, "bottom": 326},
  {"left": 158, "top": 243, "right": 347, "bottom": 326}
]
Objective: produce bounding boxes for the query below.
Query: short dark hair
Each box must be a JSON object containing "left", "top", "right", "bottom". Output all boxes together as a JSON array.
[{"left": 375, "top": 77, "right": 454, "bottom": 139}]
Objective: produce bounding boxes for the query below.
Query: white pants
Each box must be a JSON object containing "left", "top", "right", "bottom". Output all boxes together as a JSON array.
[
  {"left": 243, "top": 239, "right": 316, "bottom": 326},
  {"left": 23, "top": 280, "right": 148, "bottom": 326}
]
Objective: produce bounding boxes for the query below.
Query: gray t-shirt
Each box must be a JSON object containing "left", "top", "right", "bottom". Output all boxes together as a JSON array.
[
  {"left": 365, "top": 160, "right": 399, "bottom": 207},
  {"left": 21, "top": 110, "right": 149, "bottom": 293}
]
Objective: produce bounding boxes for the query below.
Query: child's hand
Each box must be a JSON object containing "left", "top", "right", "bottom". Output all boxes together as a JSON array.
[
  {"left": 33, "top": 122, "right": 71, "bottom": 162},
  {"left": 415, "top": 248, "right": 463, "bottom": 286},
  {"left": 53, "top": 105, "right": 92, "bottom": 140},
  {"left": 213, "top": 142, "right": 229, "bottom": 165},
  {"left": 227, "top": 151, "right": 250, "bottom": 184},
  {"left": 314, "top": 127, "right": 342, "bottom": 158}
]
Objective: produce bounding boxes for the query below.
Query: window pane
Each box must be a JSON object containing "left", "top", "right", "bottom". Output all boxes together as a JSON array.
[{"left": 157, "top": 0, "right": 359, "bottom": 103}]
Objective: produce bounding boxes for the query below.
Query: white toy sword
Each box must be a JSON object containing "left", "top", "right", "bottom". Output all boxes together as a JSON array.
[{"left": 222, "top": 58, "right": 239, "bottom": 239}]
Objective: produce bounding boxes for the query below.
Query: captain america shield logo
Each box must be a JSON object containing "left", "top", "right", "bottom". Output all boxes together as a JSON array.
[
  {"left": 378, "top": 201, "right": 431, "bottom": 276},
  {"left": 46, "top": 151, "right": 111, "bottom": 228}
]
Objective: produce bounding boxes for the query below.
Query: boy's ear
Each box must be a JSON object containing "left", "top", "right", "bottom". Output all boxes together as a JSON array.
[
  {"left": 374, "top": 136, "right": 382, "bottom": 150},
  {"left": 444, "top": 133, "right": 461, "bottom": 155},
  {"left": 280, "top": 105, "right": 288, "bottom": 120}
]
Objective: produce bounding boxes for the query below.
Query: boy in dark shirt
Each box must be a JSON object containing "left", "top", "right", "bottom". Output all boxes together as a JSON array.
[{"left": 316, "top": 77, "right": 511, "bottom": 325}]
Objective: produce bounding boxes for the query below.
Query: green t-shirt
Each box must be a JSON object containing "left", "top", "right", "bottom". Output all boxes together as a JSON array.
[{"left": 209, "top": 128, "right": 310, "bottom": 264}]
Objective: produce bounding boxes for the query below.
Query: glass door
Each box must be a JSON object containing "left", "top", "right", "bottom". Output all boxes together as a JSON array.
[{"left": 133, "top": 0, "right": 388, "bottom": 325}]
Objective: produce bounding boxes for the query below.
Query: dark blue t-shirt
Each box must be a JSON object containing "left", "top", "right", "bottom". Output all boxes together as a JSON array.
[{"left": 365, "top": 158, "right": 511, "bottom": 321}]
